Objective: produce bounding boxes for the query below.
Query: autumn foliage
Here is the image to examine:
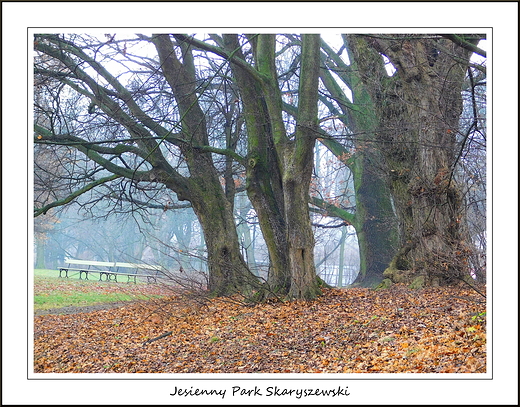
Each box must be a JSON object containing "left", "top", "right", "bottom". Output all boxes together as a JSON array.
[{"left": 34, "top": 284, "right": 486, "bottom": 373}]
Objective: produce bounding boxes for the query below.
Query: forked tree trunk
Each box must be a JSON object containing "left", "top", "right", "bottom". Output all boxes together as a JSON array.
[
  {"left": 223, "top": 34, "right": 322, "bottom": 299},
  {"left": 221, "top": 34, "right": 292, "bottom": 295}
]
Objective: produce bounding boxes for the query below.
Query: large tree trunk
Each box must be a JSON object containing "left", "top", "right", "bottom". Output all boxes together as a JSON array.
[
  {"left": 352, "top": 153, "right": 398, "bottom": 287},
  {"left": 314, "top": 142, "right": 397, "bottom": 288},
  {"left": 284, "top": 34, "right": 322, "bottom": 299},
  {"left": 349, "top": 34, "right": 476, "bottom": 286},
  {"left": 221, "top": 34, "right": 292, "bottom": 295},
  {"left": 154, "top": 34, "right": 256, "bottom": 296},
  {"left": 247, "top": 179, "right": 291, "bottom": 293},
  {"left": 318, "top": 44, "right": 399, "bottom": 288},
  {"left": 161, "top": 146, "right": 256, "bottom": 296},
  {"left": 223, "top": 34, "right": 322, "bottom": 299},
  {"left": 190, "top": 187, "right": 253, "bottom": 296},
  {"left": 283, "top": 148, "right": 320, "bottom": 299}
]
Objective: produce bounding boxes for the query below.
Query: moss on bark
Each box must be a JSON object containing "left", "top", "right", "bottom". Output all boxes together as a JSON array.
[{"left": 348, "top": 35, "right": 476, "bottom": 287}]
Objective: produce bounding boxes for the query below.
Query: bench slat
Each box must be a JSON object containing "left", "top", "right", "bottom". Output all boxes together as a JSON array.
[{"left": 64, "top": 258, "right": 115, "bottom": 267}]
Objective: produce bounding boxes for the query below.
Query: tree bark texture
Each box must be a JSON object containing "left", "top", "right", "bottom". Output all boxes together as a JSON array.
[
  {"left": 319, "top": 41, "right": 398, "bottom": 287},
  {"left": 348, "top": 34, "right": 476, "bottom": 286},
  {"left": 224, "top": 34, "right": 322, "bottom": 299},
  {"left": 154, "top": 34, "right": 256, "bottom": 295}
]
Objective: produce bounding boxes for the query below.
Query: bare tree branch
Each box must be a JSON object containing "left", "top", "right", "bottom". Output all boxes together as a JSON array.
[
  {"left": 441, "top": 34, "right": 486, "bottom": 58},
  {"left": 34, "top": 174, "right": 122, "bottom": 217}
]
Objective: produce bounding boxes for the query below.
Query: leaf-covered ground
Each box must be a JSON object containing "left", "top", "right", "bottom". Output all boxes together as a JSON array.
[{"left": 34, "top": 284, "right": 486, "bottom": 374}]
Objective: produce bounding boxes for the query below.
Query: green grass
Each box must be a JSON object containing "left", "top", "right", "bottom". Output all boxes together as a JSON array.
[
  {"left": 33, "top": 268, "right": 165, "bottom": 311},
  {"left": 34, "top": 291, "right": 137, "bottom": 310},
  {"left": 34, "top": 268, "right": 61, "bottom": 278}
]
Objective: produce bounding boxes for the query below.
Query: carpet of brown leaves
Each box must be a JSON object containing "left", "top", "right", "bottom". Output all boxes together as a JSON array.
[{"left": 34, "top": 284, "right": 486, "bottom": 374}]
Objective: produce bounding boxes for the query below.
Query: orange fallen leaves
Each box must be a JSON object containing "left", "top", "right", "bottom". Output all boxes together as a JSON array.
[{"left": 34, "top": 284, "right": 486, "bottom": 374}]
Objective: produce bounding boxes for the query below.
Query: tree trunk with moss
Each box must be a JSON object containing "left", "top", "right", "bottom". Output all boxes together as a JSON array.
[
  {"left": 223, "top": 34, "right": 322, "bottom": 299},
  {"left": 352, "top": 154, "right": 398, "bottom": 287},
  {"left": 154, "top": 34, "right": 257, "bottom": 296},
  {"left": 284, "top": 35, "right": 322, "bottom": 299},
  {"left": 318, "top": 41, "right": 398, "bottom": 287},
  {"left": 348, "top": 34, "right": 477, "bottom": 286},
  {"left": 178, "top": 176, "right": 252, "bottom": 295},
  {"left": 221, "top": 34, "right": 291, "bottom": 295},
  {"left": 315, "top": 137, "right": 397, "bottom": 288}
]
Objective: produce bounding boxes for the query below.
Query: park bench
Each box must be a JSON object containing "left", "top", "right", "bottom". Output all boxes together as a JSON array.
[
  {"left": 112, "top": 262, "right": 165, "bottom": 283},
  {"left": 59, "top": 258, "right": 166, "bottom": 283}
]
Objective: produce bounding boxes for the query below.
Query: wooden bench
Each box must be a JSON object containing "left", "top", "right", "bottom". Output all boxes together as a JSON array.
[
  {"left": 59, "top": 258, "right": 165, "bottom": 283},
  {"left": 112, "top": 262, "right": 165, "bottom": 283}
]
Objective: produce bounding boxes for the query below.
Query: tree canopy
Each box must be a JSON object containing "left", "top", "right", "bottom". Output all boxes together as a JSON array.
[{"left": 34, "top": 33, "right": 487, "bottom": 300}]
